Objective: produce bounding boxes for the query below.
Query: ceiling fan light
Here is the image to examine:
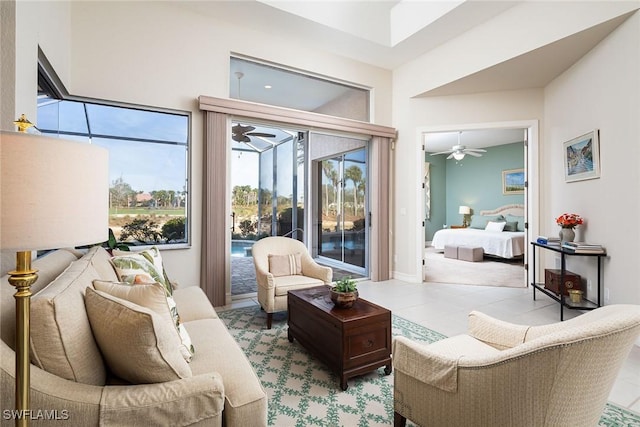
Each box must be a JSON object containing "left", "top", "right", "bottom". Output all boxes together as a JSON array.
[{"left": 453, "top": 152, "right": 465, "bottom": 160}]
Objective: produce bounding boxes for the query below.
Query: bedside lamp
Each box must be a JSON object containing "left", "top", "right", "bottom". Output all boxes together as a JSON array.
[
  {"left": 1, "top": 122, "right": 108, "bottom": 426},
  {"left": 459, "top": 205, "right": 471, "bottom": 227}
]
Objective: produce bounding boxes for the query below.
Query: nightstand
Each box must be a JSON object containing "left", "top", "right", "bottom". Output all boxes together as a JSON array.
[{"left": 450, "top": 225, "right": 467, "bottom": 229}]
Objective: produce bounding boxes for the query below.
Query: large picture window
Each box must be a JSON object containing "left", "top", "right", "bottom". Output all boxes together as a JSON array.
[{"left": 37, "top": 97, "right": 190, "bottom": 248}]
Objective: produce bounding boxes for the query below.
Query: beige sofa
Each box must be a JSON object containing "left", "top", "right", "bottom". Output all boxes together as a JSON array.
[{"left": 1, "top": 246, "right": 267, "bottom": 426}]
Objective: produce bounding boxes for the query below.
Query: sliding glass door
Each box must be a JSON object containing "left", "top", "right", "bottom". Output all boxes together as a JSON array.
[{"left": 311, "top": 134, "right": 368, "bottom": 276}]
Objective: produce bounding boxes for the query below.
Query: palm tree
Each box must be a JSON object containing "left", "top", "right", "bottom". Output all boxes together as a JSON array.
[
  {"left": 345, "top": 165, "right": 362, "bottom": 216},
  {"left": 322, "top": 161, "right": 338, "bottom": 213}
]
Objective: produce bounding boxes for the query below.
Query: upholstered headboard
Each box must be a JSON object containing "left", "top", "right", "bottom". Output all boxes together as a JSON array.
[{"left": 480, "top": 204, "right": 525, "bottom": 217}]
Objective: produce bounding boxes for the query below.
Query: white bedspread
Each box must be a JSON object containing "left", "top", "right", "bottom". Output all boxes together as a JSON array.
[{"left": 431, "top": 228, "right": 525, "bottom": 258}]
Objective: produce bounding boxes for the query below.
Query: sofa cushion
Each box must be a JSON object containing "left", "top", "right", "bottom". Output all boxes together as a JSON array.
[
  {"left": 1, "top": 248, "right": 81, "bottom": 351},
  {"left": 30, "top": 247, "right": 106, "bottom": 385},
  {"left": 85, "top": 287, "right": 192, "bottom": 384},
  {"left": 268, "top": 253, "right": 302, "bottom": 277},
  {"left": 172, "top": 286, "right": 219, "bottom": 322},
  {"left": 273, "top": 275, "right": 325, "bottom": 296},
  {"left": 84, "top": 246, "right": 119, "bottom": 282},
  {"left": 93, "top": 280, "right": 194, "bottom": 362},
  {"left": 184, "top": 318, "right": 267, "bottom": 425}
]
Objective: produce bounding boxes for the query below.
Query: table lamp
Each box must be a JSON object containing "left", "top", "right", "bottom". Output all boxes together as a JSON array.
[
  {"left": 459, "top": 205, "right": 471, "bottom": 227},
  {"left": 1, "top": 118, "right": 108, "bottom": 426}
]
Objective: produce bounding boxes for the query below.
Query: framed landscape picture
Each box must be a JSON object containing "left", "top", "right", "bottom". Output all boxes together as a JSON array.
[
  {"left": 502, "top": 168, "right": 524, "bottom": 195},
  {"left": 563, "top": 130, "right": 600, "bottom": 182}
]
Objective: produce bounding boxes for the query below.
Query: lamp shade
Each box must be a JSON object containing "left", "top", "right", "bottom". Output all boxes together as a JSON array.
[
  {"left": 459, "top": 206, "right": 470, "bottom": 215},
  {"left": 1, "top": 131, "right": 109, "bottom": 251},
  {"left": 453, "top": 152, "right": 465, "bottom": 160}
]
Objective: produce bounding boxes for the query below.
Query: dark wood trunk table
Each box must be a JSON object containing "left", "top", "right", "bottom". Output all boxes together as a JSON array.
[{"left": 287, "top": 285, "right": 392, "bottom": 390}]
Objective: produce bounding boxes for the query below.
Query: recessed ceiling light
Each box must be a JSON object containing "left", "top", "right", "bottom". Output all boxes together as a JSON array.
[{"left": 264, "top": 85, "right": 272, "bottom": 89}]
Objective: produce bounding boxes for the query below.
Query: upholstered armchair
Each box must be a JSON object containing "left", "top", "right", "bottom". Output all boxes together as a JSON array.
[
  {"left": 252, "top": 236, "right": 332, "bottom": 328},
  {"left": 393, "top": 304, "right": 640, "bottom": 427}
]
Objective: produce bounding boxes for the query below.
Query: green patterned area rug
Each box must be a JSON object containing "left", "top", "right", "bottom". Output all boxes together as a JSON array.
[{"left": 218, "top": 306, "right": 640, "bottom": 427}]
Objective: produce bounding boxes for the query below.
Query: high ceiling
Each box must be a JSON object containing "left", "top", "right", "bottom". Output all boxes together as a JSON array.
[
  {"left": 180, "top": 1, "right": 632, "bottom": 94},
  {"left": 176, "top": 1, "right": 634, "bottom": 150}
]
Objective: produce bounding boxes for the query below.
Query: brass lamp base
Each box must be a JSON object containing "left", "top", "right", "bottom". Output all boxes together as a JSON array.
[{"left": 8, "top": 251, "right": 38, "bottom": 427}]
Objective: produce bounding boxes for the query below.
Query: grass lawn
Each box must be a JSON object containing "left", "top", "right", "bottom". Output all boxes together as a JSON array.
[{"left": 109, "top": 207, "right": 186, "bottom": 216}]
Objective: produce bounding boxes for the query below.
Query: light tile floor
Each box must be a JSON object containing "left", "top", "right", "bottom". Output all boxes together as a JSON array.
[{"left": 225, "top": 279, "right": 640, "bottom": 413}]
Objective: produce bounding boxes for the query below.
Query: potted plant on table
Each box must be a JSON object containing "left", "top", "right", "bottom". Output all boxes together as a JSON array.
[{"left": 330, "top": 276, "right": 358, "bottom": 309}]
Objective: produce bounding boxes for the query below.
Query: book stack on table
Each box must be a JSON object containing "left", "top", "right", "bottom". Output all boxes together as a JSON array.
[
  {"left": 536, "top": 236, "right": 560, "bottom": 245},
  {"left": 561, "top": 241, "right": 606, "bottom": 254}
]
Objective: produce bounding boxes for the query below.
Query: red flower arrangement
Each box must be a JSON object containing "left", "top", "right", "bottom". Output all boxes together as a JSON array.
[{"left": 556, "top": 213, "right": 584, "bottom": 229}]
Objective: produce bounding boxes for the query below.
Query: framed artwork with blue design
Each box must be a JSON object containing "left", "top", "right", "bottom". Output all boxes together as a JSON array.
[{"left": 563, "top": 130, "right": 600, "bottom": 182}]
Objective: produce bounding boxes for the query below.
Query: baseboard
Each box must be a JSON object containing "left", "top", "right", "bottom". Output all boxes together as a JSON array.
[{"left": 392, "top": 270, "right": 421, "bottom": 283}]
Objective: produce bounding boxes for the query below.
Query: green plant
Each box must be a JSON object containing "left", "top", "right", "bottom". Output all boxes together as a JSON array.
[
  {"left": 162, "top": 216, "right": 186, "bottom": 242},
  {"left": 120, "top": 217, "right": 161, "bottom": 243},
  {"left": 333, "top": 276, "right": 357, "bottom": 293},
  {"left": 103, "top": 228, "right": 130, "bottom": 254}
]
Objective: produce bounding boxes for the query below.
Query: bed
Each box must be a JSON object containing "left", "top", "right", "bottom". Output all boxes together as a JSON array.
[{"left": 431, "top": 204, "right": 526, "bottom": 259}]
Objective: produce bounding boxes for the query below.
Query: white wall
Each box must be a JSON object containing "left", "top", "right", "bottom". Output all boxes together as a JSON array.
[
  {"left": 391, "top": 7, "right": 640, "bottom": 306},
  {"left": 18, "top": 1, "right": 392, "bottom": 287},
  {"left": 543, "top": 12, "right": 640, "bottom": 305}
]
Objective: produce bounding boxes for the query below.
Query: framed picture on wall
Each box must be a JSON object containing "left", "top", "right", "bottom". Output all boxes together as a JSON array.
[
  {"left": 563, "top": 130, "right": 600, "bottom": 182},
  {"left": 502, "top": 168, "right": 524, "bottom": 195}
]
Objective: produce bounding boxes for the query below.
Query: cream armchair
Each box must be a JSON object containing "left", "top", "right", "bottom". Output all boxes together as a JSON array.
[
  {"left": 393, "top": 305, "right": 640, "bottom": 427},
  {"left": 252, "top": 236, "right": 332, "bottom": 328}
]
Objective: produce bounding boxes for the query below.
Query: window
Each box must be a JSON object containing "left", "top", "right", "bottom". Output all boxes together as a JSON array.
[
  {"left": 37, "top": 95, "right": 191, "bottom": 248},
  {"left": 230, "top": 56, "right": 370, "bottom": 122}
]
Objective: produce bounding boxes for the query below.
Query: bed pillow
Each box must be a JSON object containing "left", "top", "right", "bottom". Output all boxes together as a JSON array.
[
  {"left": 84, "top": 287, "right": 192, "bottom": 384},
  {"left": 269, "top": 253, "right": 302, "bottom": 277},
  {"left": 505, "top": 214, "right": 525, "bottom": 232},
  {"left": 470, "top": 215, "right": 504, "bottom": 229},
  {"left": 503, "top": 221, "right": 518, "bottom": 232},
  {"left": 485, "top": 221, "right": 507, "bottom": 232}
]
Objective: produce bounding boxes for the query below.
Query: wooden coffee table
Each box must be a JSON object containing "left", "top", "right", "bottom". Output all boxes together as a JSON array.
[{"left": 287, "top": 285, "right": 392, "bottom": 390}]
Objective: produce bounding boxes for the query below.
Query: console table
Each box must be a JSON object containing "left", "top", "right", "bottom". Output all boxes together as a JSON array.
[{"left": 530, "top": 242, "right": 606, "bottom": 320}]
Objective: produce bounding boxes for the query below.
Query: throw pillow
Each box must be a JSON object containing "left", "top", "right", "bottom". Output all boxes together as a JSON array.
[
  {"left": 469, "top": 214, "right": 504, "bottom": 229},
  {"left": 503, "top": 221, "right": 518, "bottom": 232},
  {"left": 84, "top": 287, "right": 192, "bottom": 384},
  {"left": 92, "top": 280, "right": 194, "bottom": 362},
  {"left": 268, "top": 253, "right": 302, "bottom": 277},
  {"left": 109, "top": 255, "right": 195, "bottom": 360},
  {"left": 505, "top": 214, "right": 526, "bottom": 232},
  {"left": 111, "top": 248, "right": 172, "bottom": 296},
  {"left": 485, "top": 221, "right": 507, "bottom": 232}
]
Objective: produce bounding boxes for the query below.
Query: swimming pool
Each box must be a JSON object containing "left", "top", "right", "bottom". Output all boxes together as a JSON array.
[{"left": 232, "top": 240, "right": 255, "bottom": 257}]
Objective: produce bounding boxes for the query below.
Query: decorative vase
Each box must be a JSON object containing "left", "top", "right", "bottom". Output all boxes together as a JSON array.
[
  {"left": 330, "top": 290, "right": 359, "bottom": 309},
  {"left": 559, "top": 227, "right": 575, "bottom": 243}
]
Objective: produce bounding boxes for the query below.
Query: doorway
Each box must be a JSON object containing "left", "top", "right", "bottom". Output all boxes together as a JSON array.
[
  {"left": 418, "top": 121, "right": 539, "bottom": 287},
  {"left": 309, "top": 133, "right": 369, "bottom": 280},
  {"left": 315, "top": 149, "right": 368, "bottom": 275}
]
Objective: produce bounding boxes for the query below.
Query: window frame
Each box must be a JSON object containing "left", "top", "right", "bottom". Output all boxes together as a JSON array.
[{"left": 37, "top": 50, "right": 192, "bottom": 250}]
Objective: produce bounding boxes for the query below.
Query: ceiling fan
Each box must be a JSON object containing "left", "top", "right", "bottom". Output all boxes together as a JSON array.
[
  {"left": 430, "top": 132, "right": 487, "bottom": 160},
  {"left": 232, "top": 124, "right": 276, "bottom": 143}
]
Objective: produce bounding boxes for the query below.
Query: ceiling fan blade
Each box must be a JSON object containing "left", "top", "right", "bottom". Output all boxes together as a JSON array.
[
  {"left": 430, "top": 150, "right": 454, "bottom": 156},
  {"left": 446, "top": 153, "right": 455, "bottom": 159},
  {"left": 231, "top": 135, "right": 251, "bottom": 143},
  {"left": 465, "top": 148, "right": 487, "bottom": 153},
  {"left": 246, "top": 132, "right": 276, "bottom": 138},
  {"left": 232, "top": 124, "right": 255, "bottom": 134},
  {"left": 465, "top": 151, "right": 483, "bottom": 157}
]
